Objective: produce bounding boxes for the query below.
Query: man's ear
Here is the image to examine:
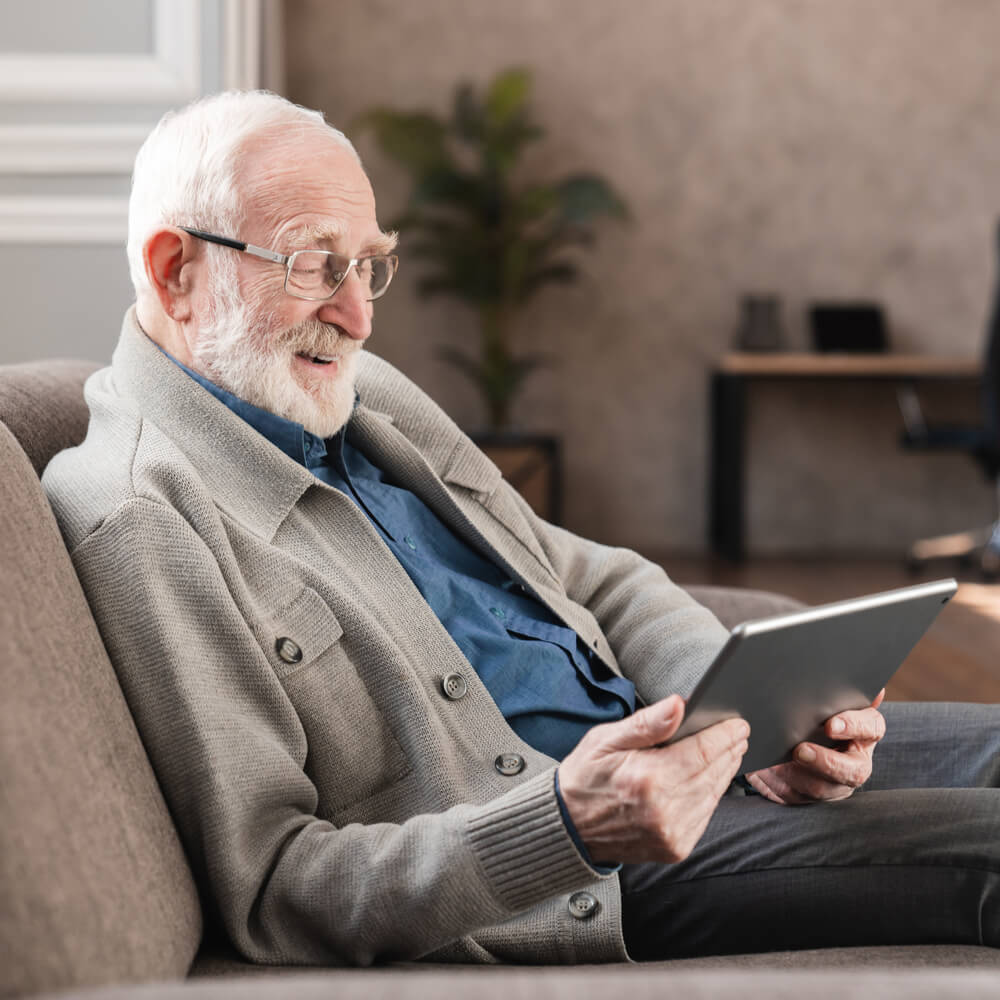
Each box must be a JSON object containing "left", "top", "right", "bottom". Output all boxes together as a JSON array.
[{"left": 143, "top": 227, "right": 198, "bottom": 321}]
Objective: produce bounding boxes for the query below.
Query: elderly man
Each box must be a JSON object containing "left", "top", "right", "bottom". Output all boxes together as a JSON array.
[{"left": 43, "top": 91, "right": 999, "bottom": 967}]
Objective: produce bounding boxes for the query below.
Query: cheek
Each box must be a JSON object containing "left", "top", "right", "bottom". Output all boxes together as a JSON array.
[
  {"left": 239, "top": 271, "right": 282, "bottom": 311},
  {"left": 245, "top": 286, "right": 310, "bottom": 343}
]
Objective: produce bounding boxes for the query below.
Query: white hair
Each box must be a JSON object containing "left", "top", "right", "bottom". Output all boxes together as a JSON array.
[{"left": 126, "top": 89, "right": 359, "bottom": 296}]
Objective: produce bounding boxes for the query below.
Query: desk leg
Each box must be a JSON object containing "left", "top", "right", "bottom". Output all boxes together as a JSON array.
[{"left": 709, "top": 373, "right": 746, "bottom": 561}]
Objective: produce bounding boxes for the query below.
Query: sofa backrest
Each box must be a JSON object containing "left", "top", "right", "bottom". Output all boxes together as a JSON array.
[
  {"left": 0, "top": 361, "right": 202, "bottom": 997},
  {"left": 0, "top": 360, "right": 100, "bottom": 477}
]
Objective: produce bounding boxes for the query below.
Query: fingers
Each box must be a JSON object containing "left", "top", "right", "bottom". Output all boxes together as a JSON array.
[
  {"left": 746, "top": 767, "right": 814, "bottom": 805},
  {"left": 707, "top": 728, "right": 751, "bottom": 793},
  {"left": 747, "top": 763, "right": 854, "bottom": 805},
  {"left": 747, "top": 696, "right": 888, "bottom": 805},
  {"left": 594, "top": 694, "right": 685, "bottom": 752},
  {"left": 825, "top": 705, "right": 886, "bottom": 743},
  {"left": 558, "top": 707, "right": 750, "bottom": 865},
  {"left": 688, "top": 717, "right": 751, "bottom": 772},
  {"left": 794, "top": 741, "right": 873, "bottom": 787},
  {"left": 644, "top": 727, "right": 750, "bottom": 862}
]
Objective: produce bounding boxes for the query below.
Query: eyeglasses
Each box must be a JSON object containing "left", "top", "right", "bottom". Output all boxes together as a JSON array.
[{"left": 179, "top": 227, "right": 398, "bottom": 302}]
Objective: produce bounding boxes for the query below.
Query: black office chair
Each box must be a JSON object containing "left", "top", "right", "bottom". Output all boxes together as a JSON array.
[{"left": 898, "top": 220, "right": 1000, "bottom": 577}]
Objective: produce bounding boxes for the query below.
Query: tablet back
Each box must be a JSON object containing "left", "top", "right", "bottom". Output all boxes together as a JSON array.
[{"left": 673, "top": 578, "right": 957, "bottom": 773}]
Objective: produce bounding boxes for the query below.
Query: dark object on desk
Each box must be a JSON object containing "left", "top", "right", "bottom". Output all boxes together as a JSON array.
[
  {"left": 810, "top": 303, "right": 889, "bottom": 353},
  {"left": 734, "top": 294, "right": 786, "bottom": 351},
  {"left": 898, "top": 222, "right": 1000, "bottom": 578}
]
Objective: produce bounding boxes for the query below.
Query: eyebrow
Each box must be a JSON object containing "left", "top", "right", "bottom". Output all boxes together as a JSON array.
[
  {"left": 284, "top": 223, "right": 398, "bottom": 256},
  {"left": 367, "top": 230, "right": 399, "bottom": 256}
]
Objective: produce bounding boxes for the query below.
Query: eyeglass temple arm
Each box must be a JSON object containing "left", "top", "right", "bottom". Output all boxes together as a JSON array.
[{"left": 178, "top": 227, "right": 286, "bottom": 265}]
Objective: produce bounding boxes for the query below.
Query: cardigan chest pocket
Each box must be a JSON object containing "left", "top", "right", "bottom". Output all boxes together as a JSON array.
[
  {"left": 265, "top": 586, "right": 345, "bottom": 679},
  {"left": 265, "top": 587, "right": 411, "bottom": 812}
]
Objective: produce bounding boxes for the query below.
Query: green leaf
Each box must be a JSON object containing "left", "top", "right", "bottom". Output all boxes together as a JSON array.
[
  {"left": 352, "top": 110, "right": 449, "bottom": 174},
  {"left": 510, "top": 184, "right": 558, "bottom": 222},
  {"left": 483, "top": 117, "right": 543, "bottom": 174},
  {"left": 410, "top": 166, "right": 482, "bottom": 210},
  {"left": 485, "top": 68, "right": 532, "bottom": 126},
  {"left": 437, "top": 346, "right": 482, "bottom": 380},
  {"left": 554, "top": 174, "right": 630, "bottom": 224},
  {"left": 519, "top": 261, "right": 579, "bottom": 301}
]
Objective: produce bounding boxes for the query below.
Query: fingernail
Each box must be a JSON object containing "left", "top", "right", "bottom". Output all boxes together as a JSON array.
[
  {"left": 655, "top": 708, "right": 677, "bottom": 731},
  {"left": 797, "top": 745, "right": 816, "bottom": 763},
  {"left": 830, "top": 717, "right": 846, "bottom": 735}
]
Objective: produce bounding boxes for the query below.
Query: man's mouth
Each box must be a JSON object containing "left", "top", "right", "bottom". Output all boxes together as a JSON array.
[{"left": 296, "top": 351, "right": 338, "bottom": 366}]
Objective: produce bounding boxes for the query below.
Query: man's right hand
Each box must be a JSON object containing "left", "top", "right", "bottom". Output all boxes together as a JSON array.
[{"left": 557, "top": 695, "right": 749, "bottom": 867}]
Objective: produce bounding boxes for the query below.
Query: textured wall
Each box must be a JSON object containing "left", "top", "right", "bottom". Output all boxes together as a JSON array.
[{"left": 285, "top": 0, "right": 1000, "bottom": 554}]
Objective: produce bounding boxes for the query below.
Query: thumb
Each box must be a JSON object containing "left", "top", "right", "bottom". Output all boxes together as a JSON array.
[{"left": 598, "top": 694, "right": 685, "bottom": 752}]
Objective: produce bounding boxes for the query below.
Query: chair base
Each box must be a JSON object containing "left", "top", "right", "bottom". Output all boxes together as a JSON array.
[{"left": 907, "top": 520, "right": 1000, "bottom": 579}]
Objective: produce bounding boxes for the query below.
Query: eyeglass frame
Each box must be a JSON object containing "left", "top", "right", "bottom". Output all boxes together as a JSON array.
[{"left": 178, "top": 226, "right": 398, "bottom": 302}]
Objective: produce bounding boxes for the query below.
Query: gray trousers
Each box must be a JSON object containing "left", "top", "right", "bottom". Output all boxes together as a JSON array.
[{"left": 620, "top": 701, "right": 1000, "bottom": 958}]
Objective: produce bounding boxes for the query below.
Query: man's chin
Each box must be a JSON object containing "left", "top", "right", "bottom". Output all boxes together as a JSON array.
[
  {"left": 274, "top": 373, "right": 354, "bottom": 438},
  {"left": 198, "top": 337, "right": 360, "bottom": 440},
  {"left": 298, "top": 408, "right": 353, "bottom": 440}
]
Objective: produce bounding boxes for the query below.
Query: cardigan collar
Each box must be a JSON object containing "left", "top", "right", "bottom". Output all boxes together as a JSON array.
[{"left": 110, "top": 307, "right": 397, "bottom": 542}]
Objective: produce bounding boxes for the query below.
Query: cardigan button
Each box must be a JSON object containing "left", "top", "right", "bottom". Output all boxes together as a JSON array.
[
  {"left": 441, "top": 673, "right": 468, "bottom": 701},
  {"left": 275, "top": 637, "right": 303, "bottom": 664},
  {"left": 568, "top": 891, "right": 599, "bottom": 920},
  {"left": 494, "top": 753, "right": 525, "bottom": 776}
]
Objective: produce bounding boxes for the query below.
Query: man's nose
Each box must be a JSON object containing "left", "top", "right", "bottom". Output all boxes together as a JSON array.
[{"left": 317, "top": 268, "right": 372, "bottom": 340}]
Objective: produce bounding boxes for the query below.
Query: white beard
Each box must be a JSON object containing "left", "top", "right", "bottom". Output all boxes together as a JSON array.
[{"left": 191, "top": 284, "right": 362, "bottom": 439}]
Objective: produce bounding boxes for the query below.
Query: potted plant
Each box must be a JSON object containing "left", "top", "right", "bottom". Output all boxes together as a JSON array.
[{"left": 355, "top": 68, "right": 627, "bottom": 519}]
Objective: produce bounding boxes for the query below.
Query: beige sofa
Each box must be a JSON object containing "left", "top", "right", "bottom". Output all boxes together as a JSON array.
[{"left": 2, "top": 359, "right": 998, "bottom": 999}]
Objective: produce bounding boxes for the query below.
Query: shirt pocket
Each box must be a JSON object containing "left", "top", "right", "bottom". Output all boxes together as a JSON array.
[{"left": 264, "top": 586, "right": 412, "bottom": 814}]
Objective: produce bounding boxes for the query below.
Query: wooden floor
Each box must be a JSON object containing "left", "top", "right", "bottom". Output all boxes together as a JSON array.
[{"left": 651, "top": 555, "right": 1000, "bottom": 705}]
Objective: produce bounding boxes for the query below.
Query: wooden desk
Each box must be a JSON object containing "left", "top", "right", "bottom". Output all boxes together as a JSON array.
[{"left": 709, "top": 353, "right": 981, "bottom": 561}]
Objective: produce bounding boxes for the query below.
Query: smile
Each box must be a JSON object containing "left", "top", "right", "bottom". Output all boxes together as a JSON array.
[{"left": 296, "top": 351, "right": 338, "bottom": 366}]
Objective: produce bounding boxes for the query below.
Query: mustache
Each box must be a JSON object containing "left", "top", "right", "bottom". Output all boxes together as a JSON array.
[{"left": 273, "top": 319, "right": 360, "bottom": 359}]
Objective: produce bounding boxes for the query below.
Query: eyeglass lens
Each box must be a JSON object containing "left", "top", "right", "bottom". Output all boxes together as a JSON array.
[{"left": 286, "top": 251, "right": 395, "bottom": 301}]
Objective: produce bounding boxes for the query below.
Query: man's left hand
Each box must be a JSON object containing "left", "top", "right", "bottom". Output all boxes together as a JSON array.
[{"left": 745, "top": 690, "right": 886, "bottom": 804}]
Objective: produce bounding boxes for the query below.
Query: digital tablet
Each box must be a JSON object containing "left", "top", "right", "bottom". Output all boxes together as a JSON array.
[{"left": 670, "top": 578, "right": 958, "bottom": 773}]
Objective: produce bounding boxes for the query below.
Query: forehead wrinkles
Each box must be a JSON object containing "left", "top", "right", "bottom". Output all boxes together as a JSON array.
[{"left": 235, "top": 135, "right": 375, "bottom": 244}]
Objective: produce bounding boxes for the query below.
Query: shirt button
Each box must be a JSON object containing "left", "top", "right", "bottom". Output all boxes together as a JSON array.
[
  {"left": 404, "top": 535, "right": 417, "bottom": 550},
  {"left": 275, "top": 637, "right": 303, "bottom": 664},
  {"left": 490, "top": 607, "right": 506, "bottom": 620},
  {"left": 568, "top": 891, "right": 599, "bottom": 920},
  {"left": 441, "top": 672, "right": 468, "bottom": 701},
  {"left": 494, "top": 753, "right": 525, "bottom": 776}
]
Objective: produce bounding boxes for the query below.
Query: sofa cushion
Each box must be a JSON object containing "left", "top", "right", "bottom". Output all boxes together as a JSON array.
[
  {"left": 0, "top": 419, "right": 202, "bottom": 996},
  {"left": 35, "top": 961, "right": 1000, "bottom": 999}
]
